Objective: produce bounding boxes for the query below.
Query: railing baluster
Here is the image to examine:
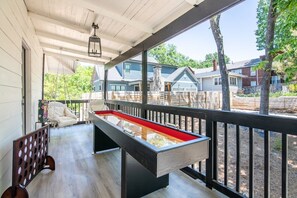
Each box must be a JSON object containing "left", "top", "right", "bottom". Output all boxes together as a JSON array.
[
  {"left": 249, "top": 127, "right": 254, "bottom": 198},
  {"left": 282, "top": 133, "right": 288, "bottom": 198},
  {"left": 213, "top": 121, "right": 217, "bottom": 180},
  {"left": 236, "top": 125, "right": 240, "bottom": 192},
  {"left": 185, "top": 116, "right": 188, "bottom": 131},
  {"left": 179, "top": 115, "right": 181, "bottom": 129},
  {"left": 191, "top": 117, "right": 194, "bottom": 132},
  {"left": 264, "top": 130, "right": 270, "bottom": 198},
  {"left": 173, "top": 114, "right": 176, "bottom": 125},
  {"left": 198, "top": 118, "right": 202, "bottom": 172},
  {"left": 224, "top": 123, "right": 228, "bottom": 186},
  {"left": 164, "top": 113, "right": 167, "bottom": 124}
]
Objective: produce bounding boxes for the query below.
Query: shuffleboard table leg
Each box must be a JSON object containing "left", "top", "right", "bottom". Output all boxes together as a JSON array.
[
  {"left": 121, "top": 150, "right": 169, "bottom": 198},
  {"left": 93, "top": 125, "right": 119, "bottom": 153}
]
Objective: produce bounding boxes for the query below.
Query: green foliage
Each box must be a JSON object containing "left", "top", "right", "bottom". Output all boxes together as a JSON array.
[
  {"left": 288, "top": 84, "right": 297, "bottom": 92},
  {"left": 272, "top": 136, "right": 282, "bottom": 151},
  {"left": 256, "top": 0, "right": 297, "bottom": 80},
  {"left": 238, "top": 91, "right": 297, "bottom": 97},
  {"left": 44, "top": 65, "right": 93, "bottom": 100},
  {"left": 200, "top": 52, "right": 231, "bottom": 68},
  {"left": 148, "top": 44, "right": 201, "bottom": 68},
  {"left": 148, "top": 44, "right": 231, "bottom": 68}
]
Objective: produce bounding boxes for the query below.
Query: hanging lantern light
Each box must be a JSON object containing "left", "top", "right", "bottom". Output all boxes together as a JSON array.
[{"left": 88, "top": 23, "right": 102, "bottom": 57}]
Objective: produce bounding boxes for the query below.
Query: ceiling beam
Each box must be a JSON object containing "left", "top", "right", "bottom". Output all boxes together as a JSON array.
[
  {"left": 41, "top": 42, "right": 112, "bottom": 61},
  {"left": 30, "top": 12, "right": 133, "bottom": 46},
  {"left": 65, "top": 0, "right": 153, "bottom": 34},
  {"left": 184, "top": 0, "right": 205, "bottom": 6},
  {"left": 36, "top": 30, "right": 120, "bottom": 55},
  {"left": 29, "top": 12, "right": 89, "bottom": 33},
  {"left": 106, "top": 0, "right": 244, "bottom": 68},
  {"left": 45, "top": 50, "right": 104, "bottom": 65}
]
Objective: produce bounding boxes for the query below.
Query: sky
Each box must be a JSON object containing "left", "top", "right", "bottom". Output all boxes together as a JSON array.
[{"left": 165, "top": 0, "right": 264, "bottom": 63}]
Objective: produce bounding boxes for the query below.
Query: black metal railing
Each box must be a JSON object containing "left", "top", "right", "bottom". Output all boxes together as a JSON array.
[
  {"left": 48, "top": 100, "right": 90, "bottom": 123},
  {"left": 106, "top": 100, "right": 297, "bottom": 198}
]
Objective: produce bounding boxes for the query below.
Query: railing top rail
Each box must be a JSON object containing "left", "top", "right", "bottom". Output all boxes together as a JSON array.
[
  {"left": 47, "top": 99, "right": 89, "bottom": 103},
  {"left": 106, "top": 100, "right": 297, "bottom": 135}
]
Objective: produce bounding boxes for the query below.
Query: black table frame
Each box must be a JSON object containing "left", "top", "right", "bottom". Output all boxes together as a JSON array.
[{"left": 90, "top": 111, "right": 209, "bottom": 198}]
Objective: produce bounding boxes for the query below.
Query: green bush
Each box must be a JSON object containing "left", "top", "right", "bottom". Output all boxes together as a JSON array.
[{"left": 288, "top": 84, "right": 297, "bottom": 92}]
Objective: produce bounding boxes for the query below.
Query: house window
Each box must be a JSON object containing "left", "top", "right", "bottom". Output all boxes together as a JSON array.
[
  {"left": 271, "top": 76, "right": 280, "bottom": 84},
  {"left": 125, "top": 63, "right": 131, "bottom": 73},
  {"left": 111, "top": 84, "right": 125, "bottom": 91},
  {"left": 134, "top": 85, "right": 140, "bottom": 91},
  {"left": 250, "top": 68, "right": 256, "bottom": 76},
  {"left": 251, "top": 81, "right": 257, "bottom": 86},
  {"left": 98, "top": 85, "right": 102, "bottom": 91},
  {"left": 232, "top": 69, "right": 242, "bottom": 74},
  {"left": 214, "top": 78, "right": 221, "bottom": 85},
  {"left": 229, "top": 77, "right": 237, "bottom": 86}
]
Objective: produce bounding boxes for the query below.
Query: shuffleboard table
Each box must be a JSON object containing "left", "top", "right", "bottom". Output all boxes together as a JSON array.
[{"left": 89, "top": 110, "right": 209, "bottom": 198}]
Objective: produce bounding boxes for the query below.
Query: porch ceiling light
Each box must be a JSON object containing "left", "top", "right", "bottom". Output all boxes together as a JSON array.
[{"left": 88, "top": 23, "right": 102, "bottom": 57}]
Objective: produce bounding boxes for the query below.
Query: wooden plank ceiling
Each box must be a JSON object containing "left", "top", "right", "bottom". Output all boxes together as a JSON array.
[{"left": 24, "top": 0, "right": 239, "bottom": 73}]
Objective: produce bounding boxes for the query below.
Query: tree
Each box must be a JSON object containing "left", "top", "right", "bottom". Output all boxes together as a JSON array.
[
  {"left": 44, "top": 65, "right": 93, "bottom": 100},
  {"left": 200, "top": 52, "right": 231, "bottom": 68},
  {"left": 149, "top": 43, "right": 201, "bottom": 68},
  {"left": 256, "top": 0, "right": 297, "bottom": 114},
  {"left": 210, "top": 15, "right": 230, "bottom": 111}
]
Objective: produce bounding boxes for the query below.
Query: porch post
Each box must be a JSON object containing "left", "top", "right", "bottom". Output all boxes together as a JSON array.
[
  {"left": 41, "top": 53, "right": 45, "bottom": 100},
  {"left": 104, "top": 68, "right": 108, "bottom": 101},
  {"left": 141, "top": 50, "right": 148, "bottom": 119}
]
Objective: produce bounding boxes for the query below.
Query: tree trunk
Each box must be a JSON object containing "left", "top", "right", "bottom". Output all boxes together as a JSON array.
[
  {"left": 210, "top": 15, "right": 230, "bottom": 111},
  {"left": 260, "top": 0, "right": 277, "bottom": 115}
]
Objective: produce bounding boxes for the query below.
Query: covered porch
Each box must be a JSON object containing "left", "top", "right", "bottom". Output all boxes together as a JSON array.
[{"left": 1, "top": 0, "right": 297, "bottom": 198}]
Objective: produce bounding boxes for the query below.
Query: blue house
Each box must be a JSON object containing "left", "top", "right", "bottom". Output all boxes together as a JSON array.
[{"left": 93, "top": 56, "right": 200, "bottom": 92}]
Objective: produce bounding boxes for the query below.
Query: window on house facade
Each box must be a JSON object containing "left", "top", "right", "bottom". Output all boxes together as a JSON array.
[
  {"left": 251, "top": 81, "right": 257, "bottom": 86},
  {"left": 250, "top": 68, "right": 256, "bottom": 76},
  {"left": 125, "top": 63, "right": 131, "bottom": 73},
  {"left": 232, "top": 69, "right": 242, "bottom": 74},
  {"left": 111, "top": 84, "right": 126, "bottom": 91},
  {"left": 229, "top": 77, "right": 237, "bottom": 86},
  {"left": 134, "top": 85, "right": 140, "bottom": 91},
  {"left": 214, "top": 77, "right": 221, "bottom": 85},
  {"left": 271, "top": 75, "right": 280, "bottom": 84}
]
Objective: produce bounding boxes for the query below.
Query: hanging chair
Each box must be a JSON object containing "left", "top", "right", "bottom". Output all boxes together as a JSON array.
[
  {"left": 47, "top": 102, "right": 77, "bottom": 127},
  {"left": 40, "top": 54, "right": 78, "bottom": 128}
]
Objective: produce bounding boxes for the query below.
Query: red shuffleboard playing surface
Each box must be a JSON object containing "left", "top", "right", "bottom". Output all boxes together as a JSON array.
[{"left": 95, "top": 110, "right": 198, "bottom": 148}]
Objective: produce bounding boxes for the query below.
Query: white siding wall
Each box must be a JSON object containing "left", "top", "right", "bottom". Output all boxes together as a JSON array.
[
  {"left": 0, "top": 0, "right": 43, "bottom": 194},
  {"left": 202, "top": 77, "right": 240, "bottom": 92}
]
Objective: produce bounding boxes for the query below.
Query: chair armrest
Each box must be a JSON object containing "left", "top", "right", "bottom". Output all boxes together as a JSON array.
[{"left": 65, "top": 108, "right": 77, "bottom": 119}]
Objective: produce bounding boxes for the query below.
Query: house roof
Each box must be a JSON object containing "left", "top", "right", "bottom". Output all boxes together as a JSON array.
[
  {"left": 95, "top": 65, "right": 123, "bottom": 81},
  {"left": 227, "top": 58, "right": 261, "bottom": 70},
  {"left": 195, "top": 70, "right": 246, "bottom": 78},
  {"left": 166, "top": 67, "right": 198, "bottom": 82}
]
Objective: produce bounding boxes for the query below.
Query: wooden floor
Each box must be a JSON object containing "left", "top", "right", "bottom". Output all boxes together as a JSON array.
[{"left": 27, "top": 124, "right": 225, "bottom": 198}]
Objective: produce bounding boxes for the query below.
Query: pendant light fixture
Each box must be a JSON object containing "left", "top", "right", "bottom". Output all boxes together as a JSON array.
[{"left": 88, "top": 23, "right": 102, "bottom": 57}]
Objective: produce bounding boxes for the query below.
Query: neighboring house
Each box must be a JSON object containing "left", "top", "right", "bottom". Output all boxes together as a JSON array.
[
  {"left": 194, "top": 64, "right": 245, "bottom": 92},
  {"left": 227, "top": 58, "right": 284, "bottom": 89},
  {"left": 93, "top": 56, "right": 199, "bottom": 92},
  {"left": 164, "top": 67, "right": 199, "bottom": 91}
]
